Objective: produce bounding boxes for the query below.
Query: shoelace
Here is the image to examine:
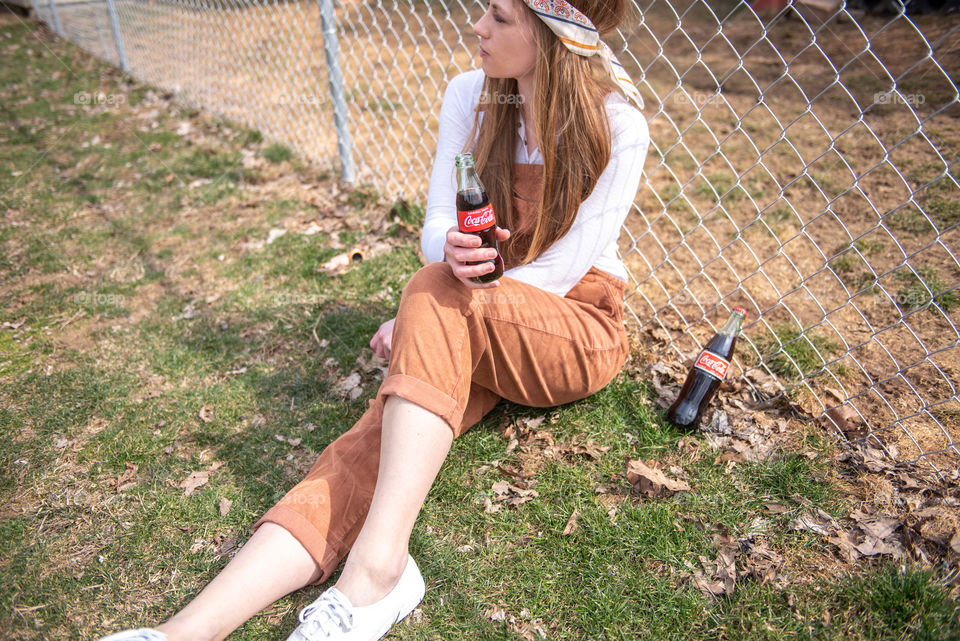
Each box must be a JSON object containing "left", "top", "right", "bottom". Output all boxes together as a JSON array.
[{"left": 297, "top": 591, "right": 354, "bottom": 638}]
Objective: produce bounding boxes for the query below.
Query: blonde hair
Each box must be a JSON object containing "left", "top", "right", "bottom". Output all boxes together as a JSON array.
[{"left": 463, "top": 0, "right": 636, "bottom": 267}]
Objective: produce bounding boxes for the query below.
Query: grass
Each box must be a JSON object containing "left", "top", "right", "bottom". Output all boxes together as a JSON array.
[
  {"left": 2, "top": 16, "right": 958, "bottom": 641},
  {"left": 756, "top": 323, "right": 840, "bottom": 381},
  {"left": 895, "top": 266, "right": 959, "bottom": 313},
  {"left": 262, "top": 142, "right": 293, "bottom": 164}
]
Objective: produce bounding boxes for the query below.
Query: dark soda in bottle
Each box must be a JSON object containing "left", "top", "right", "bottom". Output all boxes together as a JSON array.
[
  {"left": 455, "top": 152, "right": 503, "bottom": 284},
  {"left": 668, "top": 307, "right": 748, "bottom": 430}
]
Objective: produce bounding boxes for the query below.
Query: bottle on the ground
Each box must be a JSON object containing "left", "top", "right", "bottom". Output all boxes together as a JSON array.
[
  {"left": 455, "top": 152, "right": 503, "bottom": 284},
  {"left": 668, "top": 307, "right": 748, "bottom": 430}
]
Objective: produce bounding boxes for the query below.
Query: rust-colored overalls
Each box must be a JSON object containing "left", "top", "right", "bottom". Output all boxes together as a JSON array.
[{"left": 254, "top": 163, "right": 629, "bottom": 582}]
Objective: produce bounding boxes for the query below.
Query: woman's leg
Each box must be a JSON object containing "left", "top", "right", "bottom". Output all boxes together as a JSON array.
[
  {"left": 331, "top": 395, "right": 454, "bottom": 606},
  {"left": 153, "top": 522, "right": 322, "bottom": 641},
  {"left": 144, "top": 394, "right": 456, "bottom": 641}
]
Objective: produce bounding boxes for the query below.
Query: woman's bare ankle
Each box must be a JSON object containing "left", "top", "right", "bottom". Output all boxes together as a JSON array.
[
  {"left": 334, "top": 550, "right": 408, "bottom": 607},
  {"left": 154, "top": 615, "right": 221, "bottom": 641}
]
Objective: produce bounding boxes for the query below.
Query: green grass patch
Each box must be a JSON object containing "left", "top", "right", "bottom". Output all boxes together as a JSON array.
[
  {"left": 345, "top": 182, "right": 381, "bottom": 211},
  {"left": 757, "top": 323, "right": 840, "bottom": 381},
  {"left": 262, "top": 142, "right": 293, "bottom": 164},
  {"left": 895, "top": 266, "right": 958, "bottom": 313}
]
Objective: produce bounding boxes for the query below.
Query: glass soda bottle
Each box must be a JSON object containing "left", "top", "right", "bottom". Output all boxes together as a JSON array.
[
  {"left": 455, "top": 152, "right": 503, "bottom": 284},
  {"left": 668, "top": 307, "right": 748, "bottom": 430}
]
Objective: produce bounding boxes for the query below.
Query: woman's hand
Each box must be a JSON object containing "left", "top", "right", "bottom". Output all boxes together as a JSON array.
[
  {"left": 370, "top": 317, "right": 396, "bottom": 360},
  {"left": 443, "top": 225, "right": 511, "bottom": 289}
]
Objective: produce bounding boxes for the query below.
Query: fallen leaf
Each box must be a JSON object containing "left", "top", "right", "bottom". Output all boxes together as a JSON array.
[
  {"left": 496, "top": 463, "right": 533, "bottom": 481},
  {"left": 789, "top": 508, "right": 839, "bottom": 537},
  {"left": 332, "top": 372, "right": 362, "bottom": 399},
  {"left": 489, "top": 480, "right": 539, "bottom": 509},
  {"left": 113, "top": 462, "right": 138, "bottom": 491},
  {"left": 562, "top": 509, "right": 579, "bottom": 536},
  {"left": 219, "top": 497, "right": 233, "bottom": 516},
  {"left": 691, "top": 571, "right": 727, "bottom": 599},
  {"left": 742, "top": 540, "right": 783, "bottom": 584},
  {"left": 855, "top": 534, "right": 902, "bottom": 557},
  {"left": 484, "top": 604, "right": 507, "bottom": 623},
  {"left": 625, "top": 459, "right": 691, "bottom": 497},
  {"left": 743, "top": 368, "right": 784, "bottom": 398},
  {"left": 823, "top": 404, "right": 866, "bottom": 439},
  {"left": 483, "top": 496, "right": 502, "bottom": 513},
  {"left": 828, "top": 530, "right": 861, "bottom": 563},
  {"left": 851, "top": 509, "right": 900, "bottom": 540},
  {"left": 198, "top": 405, "right": 214, "bottom": 423},
  {"left": 216, "top": 535, "right": 237, "bottom": 555},
  {"left": 266, "top": 227, "right": 287, "bottom": 244},
  {"left": 180, "top": 471, "right": 210, "bottom": 497},
  {"left": 703, "top": 410, "right": 730, "bottom": 435},
  {"left": 519, "top": 416, "right": 546, "bottom": 431},
  {"left": 561, "top": 437, "right": 610, "bottom": 460}
]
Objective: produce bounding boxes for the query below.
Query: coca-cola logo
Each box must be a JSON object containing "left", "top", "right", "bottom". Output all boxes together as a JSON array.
[
  {"left": 458, "top": 204, "right": 495, "bottom": 232},
  {"left": 694, "top": 350, "right": 730, "bottom": 380}
]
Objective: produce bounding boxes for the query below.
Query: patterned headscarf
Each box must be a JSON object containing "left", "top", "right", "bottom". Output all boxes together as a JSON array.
[{"left": 520, "top": 0, "right": 643, "bottom": 110}]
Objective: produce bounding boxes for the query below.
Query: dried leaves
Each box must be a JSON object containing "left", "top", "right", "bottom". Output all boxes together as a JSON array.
[
  {"left": 483, "top": 604, "right": 548, "bottom": 640},
  {"left": 110, "top": 462, "right": 138, "bottom": 493},
  {"left": 837, "top": 442, "right": 960, "bottom": 568},
  {"left": 178, "top": 461, "right": 223, "bottom": 497},
  {"left": 625, "top": 459, "right": 690, "bottom": 498},
  {"left": 484, "top": 480, "right": 539, "bottom": 513},
  {"left": 680, "top": 522, "right": 786, "bottom": 601},
  {"left": 326, "top": 352, "right": 389, "bottom": 401}
]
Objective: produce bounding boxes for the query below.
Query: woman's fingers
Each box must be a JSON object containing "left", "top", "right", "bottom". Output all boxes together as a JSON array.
[
  {"left": 443, "top": 225, "right": 504, "bottom": 289},
  {"left": 370, "top": 318, "right": 395, "bottom": 359},
  {"left": 447, "top": 244, "right": 500, "bottom": 265},
  {"left": 446, "top": 228, "right": 483, "bottom": 248}
]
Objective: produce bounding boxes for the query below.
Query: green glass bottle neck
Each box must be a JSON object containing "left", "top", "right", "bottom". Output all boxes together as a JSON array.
[{"left": 720, "top": 311, "right": 745, "bottom": 336}]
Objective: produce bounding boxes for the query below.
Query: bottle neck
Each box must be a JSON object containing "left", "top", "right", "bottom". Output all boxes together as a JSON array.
[
  {"left": 456, "top": 164, "right": 480, "bottom": 192},
  {"left": 720, "top": 311, "right": 745, "bottom": 336}
]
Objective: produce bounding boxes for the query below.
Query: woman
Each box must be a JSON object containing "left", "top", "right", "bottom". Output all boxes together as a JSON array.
[{"left": 98, "top": 0, "right": 648, "bottom": 639}]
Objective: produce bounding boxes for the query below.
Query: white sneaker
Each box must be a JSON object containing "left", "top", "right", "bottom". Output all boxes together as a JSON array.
[
  {"left": 95, "top": 630, "right": 168, "bottom": 641},
  {"left": 286, "top": 554, "right": 426, "bottom": 641}
]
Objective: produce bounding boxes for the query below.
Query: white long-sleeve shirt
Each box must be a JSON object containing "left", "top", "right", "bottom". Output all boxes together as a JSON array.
[{"left": 422, "top": 69, "right": 650, "bottom": 297}]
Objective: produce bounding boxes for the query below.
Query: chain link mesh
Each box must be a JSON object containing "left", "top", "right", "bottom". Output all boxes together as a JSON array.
[{"left": 30, "top": 0, "right": 959, "bottom": 476}]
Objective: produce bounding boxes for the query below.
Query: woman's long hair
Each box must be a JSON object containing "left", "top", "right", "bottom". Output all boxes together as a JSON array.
[{"left": 463, "top": 0, "right": 637, "bottom": 267}]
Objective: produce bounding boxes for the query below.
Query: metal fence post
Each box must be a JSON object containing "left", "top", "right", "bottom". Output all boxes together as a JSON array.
[
  {"left": 46, "top": 0, "right": 62, "bottom": 36},
  {"left": 315, "top": 0, "right": 355, "bottom": 184},
  {"left": 104, "top": 0, "right": 128, "bottom": 72}
]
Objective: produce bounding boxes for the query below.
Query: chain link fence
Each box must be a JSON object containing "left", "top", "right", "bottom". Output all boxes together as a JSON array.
[{"left": 27, "top": 0, "right": 959, "bottom": 476}]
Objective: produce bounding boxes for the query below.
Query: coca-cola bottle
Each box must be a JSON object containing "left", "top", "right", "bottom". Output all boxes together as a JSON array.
[
  {"left": 455, "top": 152, "right": 503, "bottom": 284},
  {"left": 668, "top": 307, "right": 748, "bottom": 430}
]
